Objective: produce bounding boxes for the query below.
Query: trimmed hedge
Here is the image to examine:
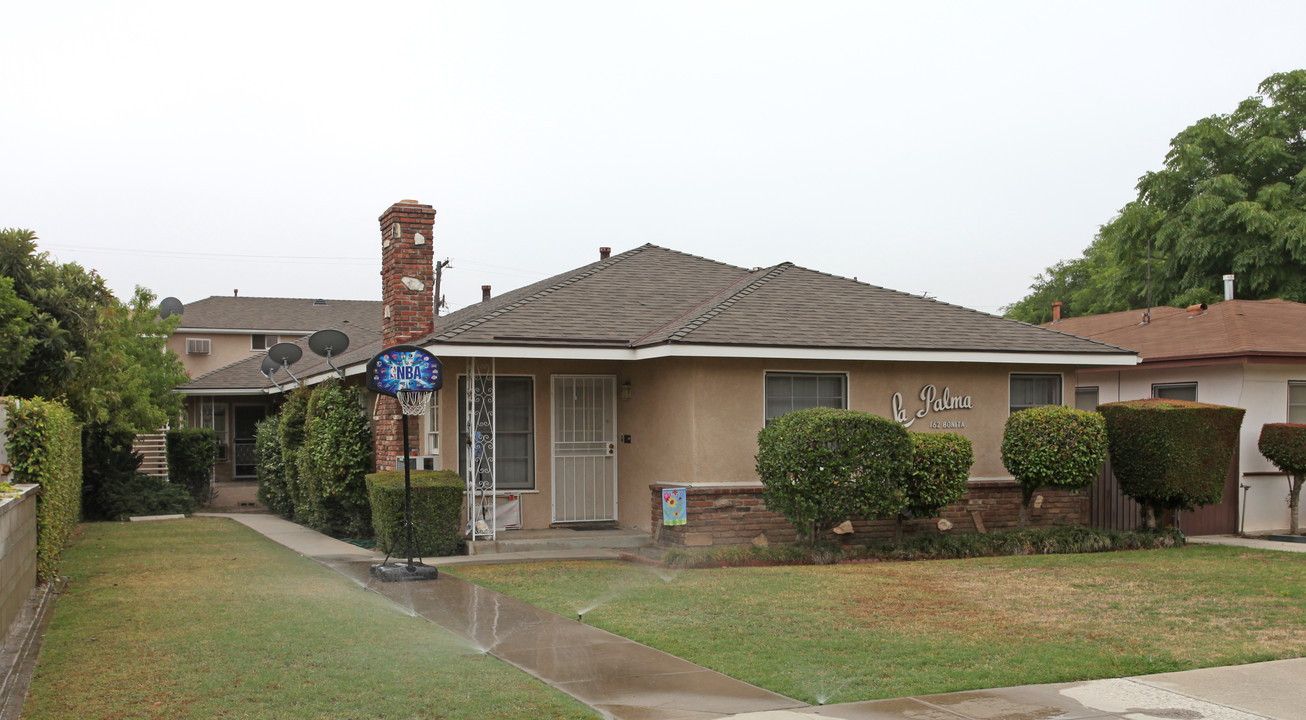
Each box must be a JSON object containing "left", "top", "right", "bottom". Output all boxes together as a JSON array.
[
  {"left": 366, "top": 470, "right": 465, "bottom": 556},
  {"left": 166, "top": 427, "right": 218, "bottom": 505},
  {"left": 4, "top": 396, "right": 82, "bottom": 581},
  {"left": 278, "top": 388, "right": 311, "bottom": 521},
  {"left": 300, "top": 379, "right": 373, "bottom": 537},
  {"left": 1099, "top": 398, "right": 1245, "bottom": 527},
  {"left": 756, "top": 407, "right": 912, "bottom": 543},
  {"left": 254, "top": 414, "right": 292, "bottom": 518},
  {"left": 1001, "top": 405, "right": 1106, "bottom": 527},
  {"left": 905, "top": 432, "right": 973, "bottom": 518},
  {"left": 1259, "top": 423, "right": 1306, "bottom": 534}
]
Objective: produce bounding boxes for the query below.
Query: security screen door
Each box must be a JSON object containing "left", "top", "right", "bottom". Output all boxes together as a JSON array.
[{"left": 552, "top": 376, "right": 617, "bottom": 523}]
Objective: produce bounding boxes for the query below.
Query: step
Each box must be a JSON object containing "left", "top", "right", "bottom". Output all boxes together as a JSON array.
[{"left": 468, "top": 528, "right": 651, "bottom": 555}]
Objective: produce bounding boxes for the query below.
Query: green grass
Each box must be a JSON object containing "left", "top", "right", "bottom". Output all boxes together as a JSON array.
[
  {"left": 25, "top": 518, "right": 596, "bottom": 720},
  {"left": 452, "top": 546, "right": 1306, "bottom": 705}
]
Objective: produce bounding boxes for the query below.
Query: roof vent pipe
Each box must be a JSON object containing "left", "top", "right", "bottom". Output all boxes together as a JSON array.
[
  {"left": 1224, "top": 274, "right": 1235, "bottom": 301},
  {"left": 1052, "top": 301, "right": 1062, "bottom": 323},
  {"left": 481, "top": 285, "right": 491, "bottom": 302},
  {"left": 599, "top": 247, "right": 611, "bottom": 260}
]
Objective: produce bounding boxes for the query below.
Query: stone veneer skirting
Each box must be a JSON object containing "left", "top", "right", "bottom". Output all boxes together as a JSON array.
[{"left": 650, "top": 481, "right": 1088, "bottom": 548}]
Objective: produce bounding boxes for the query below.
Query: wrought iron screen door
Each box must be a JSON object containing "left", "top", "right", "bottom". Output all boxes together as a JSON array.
[{"left": 551, "top": 375, "right": 617, "bottom": 523}]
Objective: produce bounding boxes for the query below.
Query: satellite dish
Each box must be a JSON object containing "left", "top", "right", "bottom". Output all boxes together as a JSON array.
[
  {"left": 159, "top": 297, "right": 184, "bottom": 319},
  {"left": 267, "top": 342, "right": 302, "bottom": 384},
  {"left": 260, "top": 356, "right": 284, "bottom": 391},
  {"left": 308, "top": 329, "right": 350, "bottom": 380}
]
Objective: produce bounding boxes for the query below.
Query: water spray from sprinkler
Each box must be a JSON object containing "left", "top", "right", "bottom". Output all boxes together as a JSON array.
[{"left": 577, "top": 612, "right": 584, "bottom": 624}]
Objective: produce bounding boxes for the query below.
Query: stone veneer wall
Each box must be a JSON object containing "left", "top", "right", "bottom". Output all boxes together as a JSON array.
[
  {"left": 0, "top": 487, "right": 38, "bottom": 638},
  {"left": 650, "top": 481, "right": 1088, "bottom": 548}
]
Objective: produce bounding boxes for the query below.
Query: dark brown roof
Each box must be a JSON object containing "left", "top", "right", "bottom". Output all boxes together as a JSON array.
[
  {"left": 422, "top": 244, "right": 1132, "bottom": 356},
  {"left": 180, "top": 321, "right": 382, "bottom": 392},
  {"left": 1042, "top": 300, "right": 1306, "bottom": 362},
  {"left": 177, "top": 296, "right": 383, "bottom": 333}
]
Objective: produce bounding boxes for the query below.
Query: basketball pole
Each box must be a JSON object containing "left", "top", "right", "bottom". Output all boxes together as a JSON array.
[{"left": 402, "top": 407, "right": 415, "bottom": 571}]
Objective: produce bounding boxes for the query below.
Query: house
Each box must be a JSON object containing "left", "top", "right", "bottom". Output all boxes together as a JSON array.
[
  {"left": 1046, "top": 298, "right": 1306, "bottom": 534},
  {"left": 166, "top": 296, "right": 380, "bottom": 508},
  {"left": 180, "top": 200, "right": 1138, "bottom": 545}
]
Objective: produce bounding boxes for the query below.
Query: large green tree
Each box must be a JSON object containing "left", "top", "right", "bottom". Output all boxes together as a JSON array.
[{"left": 1007, "top": 70, "right": 1306, "bottom": 323}]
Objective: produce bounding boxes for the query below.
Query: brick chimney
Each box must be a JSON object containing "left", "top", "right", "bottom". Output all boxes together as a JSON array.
[
  {"left": 379, "top": 200, "right": 436, "bottom": 347},
  {"left": 374, "top": 200, "right": 436, "bottom": 469},
  {"left": 600, "top": 246, "right": 611, "bottom": 260},
  {"left": 481, "top": 285, "right": 491, "bottom": 302},
  {"left": 1052, "top": 301, "right": 1062, "bottom": 322}
]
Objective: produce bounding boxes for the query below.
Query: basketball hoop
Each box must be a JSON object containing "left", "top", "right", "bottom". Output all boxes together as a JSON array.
[{"left": 397, "top": 389, "right": 433, "bottom": 417}]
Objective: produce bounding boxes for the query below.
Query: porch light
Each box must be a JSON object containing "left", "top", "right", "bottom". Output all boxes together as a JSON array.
[{"left": 621, "top": 381, "right": 632, "bottom": 400}]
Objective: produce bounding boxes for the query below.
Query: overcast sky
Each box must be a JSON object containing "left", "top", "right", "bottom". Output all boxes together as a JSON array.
[{"left": 3, "top": 1, "right": 1304, "bottom": 318}]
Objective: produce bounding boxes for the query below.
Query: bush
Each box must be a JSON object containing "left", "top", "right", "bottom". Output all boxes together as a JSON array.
[
  {"left": 1001, "top": 405, "right": 1106, "bottom": 528},
  {"left": 756, "top": 407, "right": 912, "bottom": 544},
  {"left": 1099, "top": 399, "right": 1244, "bottom": 528},
  {"left": 1258, "top": 423, "right": 1306, "bottom": 534},
  {"left": 366, "top": 470, "right": 465, "bottom": 556},
  {"left": 4, "top": 396, "right": 82, "bottom": 581},
  {"left": 278, "top": 388, "right": 310, "bottom": 522},
  {"left": 94, "top": 472, "right": 193, "bottom": 520},
  {"left": 166, "top": 427, "right": 219, "bottom": 505},
  {"left": 254, "top": 414, "right": 292, "bottom": 518},
  {"left": 299, "top": 379, "right": 373, "bottom": 537},
  {"left": 905, "top": 432, "right": 973, "bottom": 518}
]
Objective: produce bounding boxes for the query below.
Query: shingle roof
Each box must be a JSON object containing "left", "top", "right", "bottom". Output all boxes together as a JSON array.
[
  {"left": 179, "top": 321, "right": 382, "bottom": 392},
  {"left": 176, "top": 296, "right": 383, "bottom": 333},
  {"left": 420, "top": 244, "right": 1132, "bottom": 356},
  {"left": 1043, "top": 299, "right": 1306, "bottom": 362}
]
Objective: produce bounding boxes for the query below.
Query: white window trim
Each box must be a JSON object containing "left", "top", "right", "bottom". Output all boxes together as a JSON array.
[
  {"left": 1008, "top": 372, "right": 1064, "bottom": 414},
  {"left": 1151, "top": 381, "right": 1198, "bottom": 401},
  {"left": 425, "top": 392, "right": 440, "bottom": 456},
  {"left": 251, "top": 334, "right": 279, "bottom": 351},
  {"left": 1290, "top": 381, "right": 1306, "bottom": 423}
]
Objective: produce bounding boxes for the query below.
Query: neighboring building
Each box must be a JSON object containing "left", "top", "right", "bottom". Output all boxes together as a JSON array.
[
  {"left": 168, "top": 296, "right": 381, "bottom": 508},
  {"left": 185, "top": 200, "right": 1139, "bottom": 544},
  {"left": 1047, "top": 299, "right": 1306, "bottom": 534}
]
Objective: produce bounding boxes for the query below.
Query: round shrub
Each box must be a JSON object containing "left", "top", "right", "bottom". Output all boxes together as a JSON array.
[
  {"left": 1001, "top": 405, "right": 1106, "bottom": 527},
  {"left": 1098, "top": 398, "right": 1244, "bottom": 527},
  {"left": 1258, "top": 423, "right": 1306, "bottom": 534},
  {"left": 905, "top": 432, "right": 973, "bottom": 518},
  {"left": 367, "top": 470, "right": 465, "bottom": 556},
  {"left": 756, "top": 407, "right": 912, "bottom": 543}
]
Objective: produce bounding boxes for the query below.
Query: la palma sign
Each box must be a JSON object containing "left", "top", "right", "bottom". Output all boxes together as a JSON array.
[{"left": 892, "top": 384, "right": 972, "bottom": 429}]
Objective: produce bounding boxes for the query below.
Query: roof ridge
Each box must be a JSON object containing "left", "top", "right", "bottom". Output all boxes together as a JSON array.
[
  {"left": 430, "top": 244, "right": 652, "bottom": 342},
  {"left": 652, "top": 263, "right": 793, "bottom": 345}
]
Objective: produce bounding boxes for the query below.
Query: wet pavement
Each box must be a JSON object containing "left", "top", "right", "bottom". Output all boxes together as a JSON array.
[{"left": 207, "top": 514, "right": 1306, "bottom": 720}]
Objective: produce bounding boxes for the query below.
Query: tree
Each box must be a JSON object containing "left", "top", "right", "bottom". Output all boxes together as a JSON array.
[
  {"left": 755, "top": 407, "right": 912, "bottom": 545},
  {"left": 1001, "top": 405, "right": 1106, "bottom": 528},
  {"left": 1258, "top": 423, "right": 1306, "bottom": 534},
  {"left": 1006, "top": 70, "right": 1306, "bottom": 322},
  {"left": 900, "top": 432, "right": 972, "bottom": 540},
  {"left": 0, "top": 276, "right": 35, "bottom": 395}
]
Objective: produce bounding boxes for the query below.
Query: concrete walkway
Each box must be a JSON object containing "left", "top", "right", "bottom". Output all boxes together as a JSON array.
[{"left": 206, "top": 514, "right": 1306, "bottom": 720}]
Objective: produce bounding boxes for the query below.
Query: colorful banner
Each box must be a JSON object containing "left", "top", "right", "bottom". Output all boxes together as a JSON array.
[{"left": 662, "top": 487, "right": 686, "bottom": 526}]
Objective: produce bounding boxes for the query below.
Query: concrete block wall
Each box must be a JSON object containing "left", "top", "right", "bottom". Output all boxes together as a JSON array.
[
  {"left": 650, "top": 481, "right": 1088, "bottom": 549},
  {"left": 0, "top": 487, "right": 38, "bottom": 638}
]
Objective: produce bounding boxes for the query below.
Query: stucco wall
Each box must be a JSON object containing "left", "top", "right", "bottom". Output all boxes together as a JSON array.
[
  {"left": 1078, "top": 360, "right": 1306, "bottom": 533},
  {"left": 430, "top": 356, "right": 1078, "bottom": 533},
  {"left": 168, "top": 332, "right": 304, "bottom": 379}
]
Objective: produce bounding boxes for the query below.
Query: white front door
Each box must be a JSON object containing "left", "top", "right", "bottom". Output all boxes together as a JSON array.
[{"left": 551, "top": 375, "right": 617, "bottom": 523}]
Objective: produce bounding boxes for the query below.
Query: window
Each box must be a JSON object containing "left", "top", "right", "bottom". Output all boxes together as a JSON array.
[
  {"left": 186, "top": 338, "right": 211, "bottom": 355},
  {"left": 1075, "top": 386, "right": 1099, "bottom": 412},
  {"left": 1010, "top": 374, "right": 1062, "bottom": 414},
  {"left": 1152, "top": 382, "right": 1197, "bottom": 402},
  {"left": 1289, "top": 382, "right": 1306, "bottom": 423},
  {"left": 426, "top": 392, "right": 440, "bottom": 455},
  {"left": 251, "top": 334, "right": 279, "bottom": 351},
  {"left": 458, "top": 376, "right": 535, "bottom": 490},
  {"left": 209, "top": 404, "right": 228, "bottom": 461},
  {"left": 765, "top": 372, "right": 847, "bottom": 424}
]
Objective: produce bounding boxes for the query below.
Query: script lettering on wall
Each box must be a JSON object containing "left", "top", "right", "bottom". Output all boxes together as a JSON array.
[{"left": 892, "top": 384, "right": 973, "bottom": 429}]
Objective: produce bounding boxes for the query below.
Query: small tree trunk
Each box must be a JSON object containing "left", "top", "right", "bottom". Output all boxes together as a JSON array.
[
  {"left": 895, "top": 515, "right": 905, "bottom": 544},
  {"left": 1291, "top": 475, "right": 1302, "bottom": 535},
  {"left": 1143, "top": 505, "right": 1157, "bottom": 530}
]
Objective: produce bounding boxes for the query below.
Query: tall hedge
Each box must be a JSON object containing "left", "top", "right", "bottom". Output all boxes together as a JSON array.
[
  {"left": 905, "top": 432, "right": 973, "bottom": 519},
  {"left": 756, "top": 407, "right": 912, "bottom": 544},
  {"left": 367, "top": 470, "right": 465, "bottom": 556},
  {"left": 1099, "top": 399, "right": 1244, "bottom": 528},
  {"left": 254, "top": 414, "right": 292, "bottom": 518},
  {"left": 3, "top": 396, "right": 82, "bottom": 581},
  {"left": 165, "top": 427, "right": 219, "bottom": 505},
  {"left": 1001, "top": 405, "right": 1106, "bottom": 528},
  {"left": 1258, "top": 423, "right": 1306, "bottom": 534},
  {"left": 278, "top": 388, "right": 310, "bottom": 522},
  {"left": 299, "top": 379, "right": 373, "bottom": 537}
]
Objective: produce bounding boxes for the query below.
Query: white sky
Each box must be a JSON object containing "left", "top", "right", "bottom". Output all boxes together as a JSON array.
[{"left": 3, "top": 1, "right": 1304, "bottom": 317}]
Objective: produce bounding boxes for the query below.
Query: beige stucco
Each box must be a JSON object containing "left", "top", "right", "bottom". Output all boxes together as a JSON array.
[
  {"left": 168, "top": 332, "right": 297, "bottom": 379},
  {"left": 422, "top": 355, "right": 1077, "bottom": 533}
]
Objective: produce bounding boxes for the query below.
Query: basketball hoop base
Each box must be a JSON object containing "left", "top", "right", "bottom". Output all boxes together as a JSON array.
[{"left": 370, "top": 561, "right": 440, "bottom": 582}]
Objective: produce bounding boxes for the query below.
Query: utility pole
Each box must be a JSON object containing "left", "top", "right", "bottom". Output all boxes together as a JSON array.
[{"left": 433, "top": 259, "right": 452, "bottom": 316}]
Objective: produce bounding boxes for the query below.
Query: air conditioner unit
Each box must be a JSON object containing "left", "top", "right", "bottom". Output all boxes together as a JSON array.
[
  {"left": 186, "top": 338, "right": 211, "bottom": 355},
  {"left": 395, "top": 455, "right": 438, "bottom": 471}
]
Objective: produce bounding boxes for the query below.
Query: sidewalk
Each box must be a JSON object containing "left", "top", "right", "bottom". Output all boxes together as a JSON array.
[{"left": 208, "top": 514, "right": 1306, "bottom": 720}]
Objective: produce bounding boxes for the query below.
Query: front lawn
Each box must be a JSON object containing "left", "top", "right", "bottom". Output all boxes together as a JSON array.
[
  {"left": 452, "top": 546, "right": 1306, "bottom": 705},
  {"left": 24, "top": 518, "right": 595, "bottom": 720}
]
